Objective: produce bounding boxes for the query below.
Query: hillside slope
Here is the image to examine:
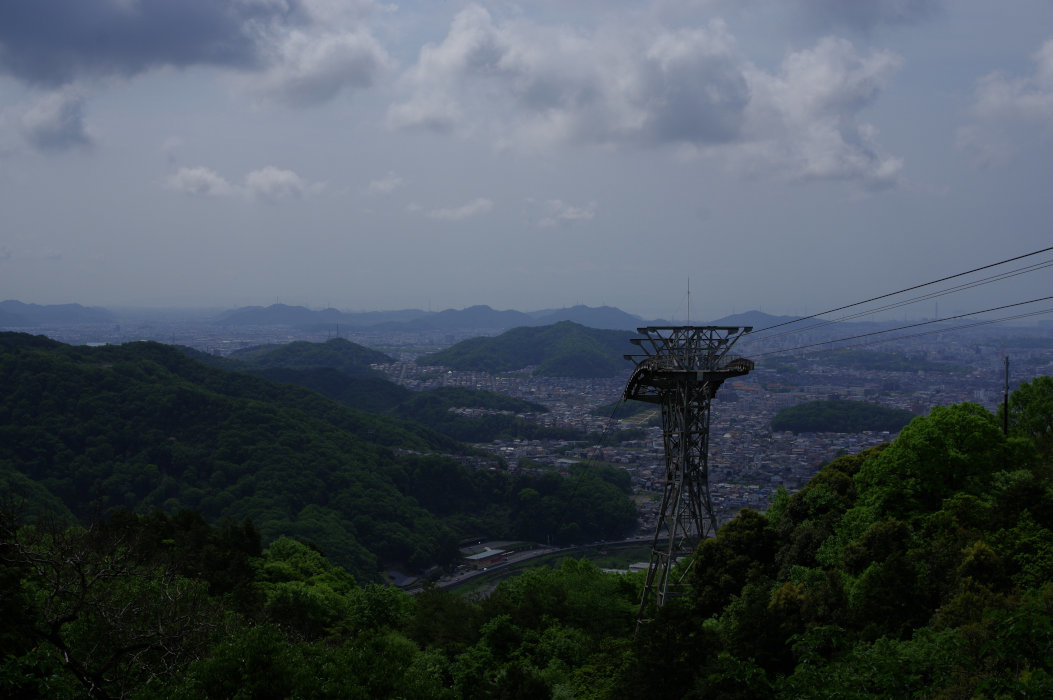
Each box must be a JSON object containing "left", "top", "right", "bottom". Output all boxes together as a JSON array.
[
  {"left": 0, "top": 333, "right": 462, "bottom": 578},
  {"left": 418, "top": 321, "right": 633, "bottom": 377}
]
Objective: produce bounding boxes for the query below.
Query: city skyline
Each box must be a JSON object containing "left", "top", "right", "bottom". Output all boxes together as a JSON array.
[{"left": 1, "top": 1, "right": 1052, "bottom": 321}]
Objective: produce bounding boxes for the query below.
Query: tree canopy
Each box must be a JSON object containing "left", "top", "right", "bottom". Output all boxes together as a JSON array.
[
  {"left": 418, "top": 321, "right": 634, "bottom": 377},
  {"left": 771, "top": 399, "right": 914, "bottom": 434}
]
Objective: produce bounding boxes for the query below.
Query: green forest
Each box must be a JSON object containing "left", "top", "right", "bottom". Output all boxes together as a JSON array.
[
  {"left": 418, "top": 321, "right": 633, "bottom": 377},
  {"left": 771, "top": 399, "right": 915, "bottom": 433},
  {"left": 0, "top": 333, "right": 637, "bottom": 581},
  {"left": 5, "top": 325, "right": 1053, "bottom": 697},
  {"left": 4, "top": 376, "right": 1053, "bottom": 697}
]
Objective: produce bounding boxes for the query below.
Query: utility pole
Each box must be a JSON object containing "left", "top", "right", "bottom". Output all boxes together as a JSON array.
[
  {"left": 623, "top": 326, "right": 753, "bottom": 626},
  {"left": 1003, "top": 356, "right": 1010, "bottom": 437}
]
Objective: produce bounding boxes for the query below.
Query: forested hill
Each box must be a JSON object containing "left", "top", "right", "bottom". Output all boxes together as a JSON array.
[
  {"left": 771, "top": 399, "right": 914, "bottom": 433},
  {"left": 0, "top": 332, "right": 464, "bottom": 578},
  {"left": 227, "top": 337, "right": 393, "bottom": 375},
  {"left": 5, "top": 378, "right": 1052, "bottom": 698},
  {"left": 0, "top": 333, "right": 639, "bottom": 580},
  {"left": 417, "top": 321, "right": 633, "bottom": 377}
]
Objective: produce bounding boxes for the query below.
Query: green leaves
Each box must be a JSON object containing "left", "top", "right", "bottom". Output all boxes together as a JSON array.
[
  {"left": 771, "top": 399, "right": 914, "bottom": 434},
  {"left": 1001, "top": 375, "right": 1053, "bottom": 461},
  {"left": 418, "top": 321, "right": 633, "bottom": 377}
]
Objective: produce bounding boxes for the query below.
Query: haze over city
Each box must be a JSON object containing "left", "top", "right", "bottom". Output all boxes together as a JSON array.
[{"left": 1, "top": 1, "right": 1051, "bottom": 320}]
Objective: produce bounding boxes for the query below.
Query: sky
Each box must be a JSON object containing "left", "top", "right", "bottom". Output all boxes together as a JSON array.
[{"left": 1, "top": 0, "right": 1052, "bottom": 321}]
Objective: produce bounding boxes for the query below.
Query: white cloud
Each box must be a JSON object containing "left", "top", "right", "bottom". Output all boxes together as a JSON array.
[
  {"left": 166, "top": 165, "right": 319, "bottom": 201},
  {"left": 959, "top": 39, "right": 1053, "bottom": 165},
  {"left": 166, "top": 167, "right": 237, "bottom": 197},
  {"left": 972, "top": 41, "right": 1053, "bottom": 124},
  {"left": 245, "top": 166, "right": 311, "bottom": 201},
  {"left": 388, "top": 6, "right": 902, "bottom": 187},
  {"left": 538, "top": 199, "right": 597, "bottom": 227},
  {"left": 249, "top": 28, "right": 391, "bottom": 106},
  {"left": 19, "top": 89, "right": 93, "bottom": 153},
  {"left": 737, "top": 37, "right": 904, "bottom": 187},
  {"left": 388, "top": 7, "right": 750, "bottom": 148},
  {"left": 366, "top": 171, "right": 405, "bottom": 196},
  {"left": 427, "top": 197, "right": 493, "bottom": 220}
]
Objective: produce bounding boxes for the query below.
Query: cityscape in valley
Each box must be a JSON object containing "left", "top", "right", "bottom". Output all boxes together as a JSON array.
[
  {"left": 8, "top": 299, "right": 1051, "bottom": 532},
  {"left": 4, "top": 297, "right": 1053, "bottom": 697}
]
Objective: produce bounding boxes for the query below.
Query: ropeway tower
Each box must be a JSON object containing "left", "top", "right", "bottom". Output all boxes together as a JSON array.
[{"left": 623, "top": 326, "right": 753, "bottom": 624}]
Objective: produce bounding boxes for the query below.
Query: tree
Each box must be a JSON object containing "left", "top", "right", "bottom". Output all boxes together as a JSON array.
[
  {"left": 1, "top": 513, "right": 221, "bottom": 698},
  {"left": 1002, "top": 376, "right": 1053, "bottom": 461}
]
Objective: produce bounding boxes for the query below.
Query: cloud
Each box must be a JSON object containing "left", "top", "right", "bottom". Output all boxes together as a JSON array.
[
  {"left": 971, "top": 40, "right": 1053, "bottom": 125},
  {"left": 19, "top": 89, "right": 93, "bottom": 152},
  {"left": 166, "top": 164, "right": 320, "bottom": 200},
  {"left": 366, "top": 171, "right": 405, "bottom": 196},
  {"left": 245, "top": 166, "right": 313, "bottom": 201},
  {"left": 427, "top": 197, "right": 493, "bottom": 221},
  {"left": 389, "top": 6, "right": 903, "bottom": 187},
  {"left": 0, "top": 0, "right": 388, "bottom": 108},
  {"left": 0, "top": 0, "right": 308, "bottom": 86},
  {"left": 388, "top": 6, "right": 749, "bottom": 148},
  {"left": 538, "top": 199, "right": 597, "bottom": 227},
  {"left": 739, "top": 37, "right": 904, "bottom": 187},
  {"left": 248, "top": 27, "right": 391, "bottom": 106},
  {"left": 166, "top": 166, "right": 238, "bottom": 197},
  {"left": 959, "top": 39, "right": 1053, "bottom": 165}
]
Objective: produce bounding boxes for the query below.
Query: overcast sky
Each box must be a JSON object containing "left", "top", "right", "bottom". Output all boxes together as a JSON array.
[{"left": 1, "top": 0, "right": 1051, "bottom": 320}]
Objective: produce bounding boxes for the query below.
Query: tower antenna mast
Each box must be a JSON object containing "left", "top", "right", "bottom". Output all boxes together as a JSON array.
[{"left": 623, "top": 325, "right": 753, "bottom": 626}]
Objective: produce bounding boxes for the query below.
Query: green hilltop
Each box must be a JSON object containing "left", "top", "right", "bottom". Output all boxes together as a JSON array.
[
  {"left": 418, "top": 320, "right": 634, "bottom": 377},
  {"left": 0, "top": 333, "right": 636, "bottom": 581},
  {"left": 227, "top": 336, "right": 393, "bottom": 375}
]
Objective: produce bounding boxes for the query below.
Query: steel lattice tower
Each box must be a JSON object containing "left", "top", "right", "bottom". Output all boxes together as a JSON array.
[{"left": 623, "top": 326, "right": 753, "bottom": 623}]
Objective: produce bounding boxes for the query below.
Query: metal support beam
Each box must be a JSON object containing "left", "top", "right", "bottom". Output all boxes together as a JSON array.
[{"left": 623, "top": 326, "right": 753, "bottom": 626}]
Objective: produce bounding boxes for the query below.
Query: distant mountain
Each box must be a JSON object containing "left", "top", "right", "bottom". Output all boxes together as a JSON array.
[
  {"left": 214, "top": 304, "right": 348, "bottom": 326},
  {"left": 227, "top": 337, "right": 394, "bottom": 375},
  {"left": 529, "top": 305, "right": 646, "bottom": 331},
  {"left": 379, "top": 305, "right": 534, "bottom": 331},
  {"left": 0, "top": 308, "right": 29, "bottom": 326},
  {"left": 0, "top": 300, "right": 115, "bottom": 326},
  {"left": 706, "top": 310, "right": 802, "bottom": 330},
  {"left": 214, "top": 303, "right": 663, "bottom": 332},
  {"left": 418, "top": 321, "right": 634, "bottom": 377}
]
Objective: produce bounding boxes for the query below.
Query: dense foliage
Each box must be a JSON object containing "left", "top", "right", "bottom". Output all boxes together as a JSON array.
[
  {"left": 6, "top": 328, "right": 1052, "bottom": 698},
  {"left": 394, "top": 455, "right": 638, "bottom": 545},
  {"left": 228, "top": 337, "right": 393, "bottom": 376},
  {"left": 3, "top": 379, "right": 1053, "bottom": 697},
  {"left": 418, "top": 321, "right": 633, "bottom": 377},
  {"left": 0, "top": 334, "right": 637, "bottom": 581},
  {"left": 770, "top": 399, "right": 914, "bottom": 434}
]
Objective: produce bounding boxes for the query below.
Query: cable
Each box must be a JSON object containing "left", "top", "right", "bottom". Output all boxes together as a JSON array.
[
  {"left": 789, "top": 307, "right": 1053, "bottom": 354},
  {"left": 751, "top": 296, "right": 1053, "bottom": 358},
  {"left": 743, "top": 258, "right": 1053, "bottom": 345},
  {"left": 742, "top": 245, "right": 1053, "bottom": 337}
]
